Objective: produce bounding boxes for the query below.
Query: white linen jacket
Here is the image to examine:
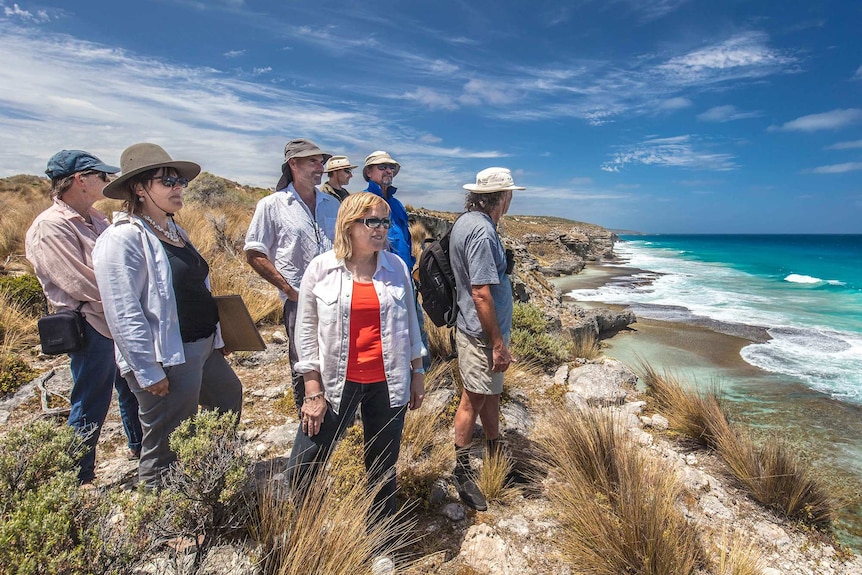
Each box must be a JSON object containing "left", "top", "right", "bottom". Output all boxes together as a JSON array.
[
  {"left": 93, "top": 212, "right": 223, "bottom": 388},
  {"left": 294, "top": 249, "right": 426, "bottom": 414}
]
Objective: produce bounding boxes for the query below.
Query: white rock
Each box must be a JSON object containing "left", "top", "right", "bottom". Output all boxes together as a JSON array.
[
  {"left": 459, "top": 524, "right": 530, "bottom": 575},
  {"left": 498, "top": 515, "right": 530, "bottom": 537},
  {"left": 441, "top": 502, "right": 466, "bottom": 521},
  {"left": 553, "top": 364, "right": 569, "bottom": 386},
  {"left": 685, "top": 453, "right": 698, "bottom": 466},
  {"left": 270, "top": 330, "right": 288, "bottom": 344},
  {"left": 650, "top": 414, "right": 669, "bottom": 431}
]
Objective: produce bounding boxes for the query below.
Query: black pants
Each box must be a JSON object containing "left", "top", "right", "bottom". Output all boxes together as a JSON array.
[
  {"left": 286, "top": 380, "right": 406, "bottom": 523},
  {"left": 283, "top": 299, "right": 305, "bottom": 414}
]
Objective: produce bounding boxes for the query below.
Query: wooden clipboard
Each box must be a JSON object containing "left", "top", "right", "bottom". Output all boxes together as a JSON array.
[{"left": 214, "top": 295, "right": 267, "bottom": 351}]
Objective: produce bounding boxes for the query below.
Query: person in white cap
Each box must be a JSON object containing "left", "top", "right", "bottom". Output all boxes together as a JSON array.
[
  {"left": 448, "top": 167, "right": 524, "bottom": 511},
  {"left": 319, "top": 155, "right": 357, "bottom": 202},
  {"left": 244, "top": 139, "right": 340, "bottom": 412}
]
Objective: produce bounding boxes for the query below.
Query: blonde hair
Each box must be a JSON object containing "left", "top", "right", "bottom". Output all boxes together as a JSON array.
[{"left": 334, "top": 192, "right": 390, "bottom": 260}]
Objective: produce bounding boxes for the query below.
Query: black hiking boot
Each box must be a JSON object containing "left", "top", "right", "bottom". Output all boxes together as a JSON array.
[{"left": 454, "top": 443, "right": 488, "bottom": 511}]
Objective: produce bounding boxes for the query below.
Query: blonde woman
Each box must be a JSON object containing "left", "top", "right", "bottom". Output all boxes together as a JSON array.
[
  {"left": 93, "top": 143, "right": 242, "bottom": 487},
  {"left": 287, "top": 192, "right": 426, "bottom": 522}
]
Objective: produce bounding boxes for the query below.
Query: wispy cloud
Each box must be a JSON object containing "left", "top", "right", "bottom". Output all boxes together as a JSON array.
[
  {"left": 223, "top": 49, "right": 245, "bottom": 58},
  {"left": 697, "top": 104, "right": 761, "bottom": 122},
  {"left": 601, "top": 135, "right": 736, "bottom": 172},
  {"left": 809, "top": 162, "right": 862, "bottom": 174},
  {"left": 769, "top": 108, "right": 862, "bottom": 132},
  {"left": 3, "top": 2, "right": 50, "bottom": 22},
  {"left": 657, "top": 97, "right": 693, "bottom": 111},
  {"left": 827, "top": 139, "right": 862, "bottom": 150},
  {"left": 855, "top": 64, "right": 862, "bottom": 80},
  {"left": 657, "top": 31, "right": 795, "bottom": 85}
]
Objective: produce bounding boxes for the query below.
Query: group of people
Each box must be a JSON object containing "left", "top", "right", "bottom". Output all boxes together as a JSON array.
[{"left": 25, "top": 138, "right": 524, "bottom": 521}]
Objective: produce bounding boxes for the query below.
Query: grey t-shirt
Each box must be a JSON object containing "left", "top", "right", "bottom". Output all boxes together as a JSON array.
[{"left": 449, "top": 210, "right": 512, "bottom": 339}]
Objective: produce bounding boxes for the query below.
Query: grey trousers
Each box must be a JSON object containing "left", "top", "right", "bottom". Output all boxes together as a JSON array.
[{"left": 125, "top": 334, "right": 243, "bottom": 487}]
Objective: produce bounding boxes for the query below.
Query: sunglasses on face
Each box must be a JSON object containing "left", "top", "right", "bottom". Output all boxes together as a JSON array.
[
  {"left": 81, "top": 171, "right": 110, "bottom": 182},
  {"left": 342, "top": 168, "right": 352, "bottom": 175},
  {"left": 359, "top": 217, "right": 392, "bottom": 229},
  {"left": 150, "top": 175, "right": 190, "bottom": 188},
  {"left": 375, "top": 164, "right": 397, "bottom": 172}
]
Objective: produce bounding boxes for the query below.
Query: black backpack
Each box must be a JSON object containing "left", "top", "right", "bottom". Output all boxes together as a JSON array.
[{"left": 417, "top": 216, "right": 461, "bottom": 328}]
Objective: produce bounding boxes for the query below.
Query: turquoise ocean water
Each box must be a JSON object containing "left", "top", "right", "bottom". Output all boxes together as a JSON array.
[
  {"left": 565, "top": 234, "right": 862, "bottom": 547},
  {"left": 568, "top": 234, "right": 862, "bottom": 404}
]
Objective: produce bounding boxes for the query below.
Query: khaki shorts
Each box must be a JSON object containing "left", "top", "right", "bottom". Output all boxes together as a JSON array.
[{"left": 456, "top": 329, "right": 504, "bottom": 395}]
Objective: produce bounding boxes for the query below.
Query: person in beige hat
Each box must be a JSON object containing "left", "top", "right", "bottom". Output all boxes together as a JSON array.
[
  {"left": 244, "top": 138, "right": 340, "bottom": 411},
  {"left": 362, "top": 150, "right": 431, "bottom": 371},
  {"left": 93, "top": 143, "right": 243, "bottom": 488},
  {"left": 319, "top": 155, "right": 357, "bottom": 202},
  {"left": 448, "top": 167, "right": 524, "bottom": 511}
]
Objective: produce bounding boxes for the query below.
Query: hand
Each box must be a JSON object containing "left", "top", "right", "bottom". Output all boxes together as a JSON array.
[
  {"left": 287, "top": 287, "right": 300, "bottom": 302},
  {"left": 491, "top": 344, "right": 513, "bottom": 373},
  {"left": 147, "top": 378, "right": 170, "bottom": 397},
  {"left": 300, "top": 396, "right": 327, "bottom": 437},
  {"left": 219, "top": 346, "right": 233, "bottom": 356},
  {"left": 409, "top": 374, "right": 425, "bottom": 410}
]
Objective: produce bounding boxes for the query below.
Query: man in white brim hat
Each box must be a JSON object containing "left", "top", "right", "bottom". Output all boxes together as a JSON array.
[
  {"left": 448, "top": 167, "right": 525, "bottom": 511},
  {"left": 319, "top": 155, "right": 357, "bottom": 202}
]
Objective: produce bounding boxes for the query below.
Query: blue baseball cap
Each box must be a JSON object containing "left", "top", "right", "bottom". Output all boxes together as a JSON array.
[{"left": 45, "top": 150, "right": 120, "bottom": 180}]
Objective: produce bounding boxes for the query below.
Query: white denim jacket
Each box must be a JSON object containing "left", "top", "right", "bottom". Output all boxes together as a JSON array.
[
  {"left": 93, "top": 212, "right": 223, "bottom": 388},
  {"left": 294, "top": 249, "right": 426, "bottom": 414}
]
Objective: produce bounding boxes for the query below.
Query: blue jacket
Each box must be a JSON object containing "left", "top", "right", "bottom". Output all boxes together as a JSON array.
[{"left": 365, "top": 180, "right": 414, "bottom": 270}]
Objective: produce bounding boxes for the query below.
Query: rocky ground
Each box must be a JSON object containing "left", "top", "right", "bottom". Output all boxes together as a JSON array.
[{"left": 3, "top": 337, "right": 860, "bottom": 575}]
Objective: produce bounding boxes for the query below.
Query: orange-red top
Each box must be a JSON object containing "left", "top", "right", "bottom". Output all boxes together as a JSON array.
[{"left": 346, "top": 281, "right": 386, "bottom": 383}]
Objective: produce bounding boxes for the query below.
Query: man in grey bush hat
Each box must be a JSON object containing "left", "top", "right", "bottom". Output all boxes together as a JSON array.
[
  {"left": 244, "top": 139, "right": 340, "bottom": 410},
  {"left": 449, "top": 167, "right": 524, "bottom": 511},
  {"left": 319, "top": 155, "right": 357, "bottom": 202}
]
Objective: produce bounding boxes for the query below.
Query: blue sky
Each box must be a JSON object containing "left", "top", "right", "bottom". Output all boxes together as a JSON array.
[{"left": 0, "top": 0, "right": 860, "bottom": 233}]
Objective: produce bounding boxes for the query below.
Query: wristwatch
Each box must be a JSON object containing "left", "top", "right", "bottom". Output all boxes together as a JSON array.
[{"left": 412, "top": 367, "right": 426, "bottom": 375}]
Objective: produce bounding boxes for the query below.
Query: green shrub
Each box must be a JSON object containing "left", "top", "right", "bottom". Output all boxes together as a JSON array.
[
  {"left": 0, "top": 355, "right": 36, "bottom": 397},
  {"left": 156, "top": 410, "right": 251, "bottom": 568},
  {"left": 0, "top": 274, "right": 43, "bottom": 316},
  {"left": 0, "top": 421, "right": 148, "bottom": 575},
  {"left": 510, "top": 303, "right": 574, "bottom": 370}
]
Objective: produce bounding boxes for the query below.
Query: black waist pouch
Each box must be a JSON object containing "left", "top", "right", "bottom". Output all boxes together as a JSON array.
[{"left": 38, "top": 303, "right": 87, "bottom": 355}]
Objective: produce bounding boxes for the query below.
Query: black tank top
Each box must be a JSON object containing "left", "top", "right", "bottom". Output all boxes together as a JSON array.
[{"left": 161, "top": 241, "right": 219, "bottom": 342}]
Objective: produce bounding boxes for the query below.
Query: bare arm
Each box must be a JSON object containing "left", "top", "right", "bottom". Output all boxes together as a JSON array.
[
  {"left": 245, "top": 249, "right": 298, "bottom": 301},
  {"left": 471, "top": 284, "right": 513, "bottom": 373}
]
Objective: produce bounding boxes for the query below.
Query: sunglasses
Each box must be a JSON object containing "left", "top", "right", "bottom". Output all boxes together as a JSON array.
[
  {"left": 81, "top": 171, "right": 110, "bottom": 182},
  {"left": 375, "top": 164, "right": 397, "bottom": 172},
  {"left": 150, "top": 175, "right": 190, "bottom": 188},
  {"left": 342, "top": 168, "right": 353, "bottom": 175},
  {"left": 359, "top": 217, "right": 391, "bottom": 229}
]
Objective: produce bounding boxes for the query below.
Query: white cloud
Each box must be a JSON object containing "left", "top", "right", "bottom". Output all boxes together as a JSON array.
[
  {"left": 0, "top": 24, "right": 500, "bottom": 189},
  {"left": 697, "top": 104, "right": 761, "bottom": 122},
  {"left": 770, "top": 108, "right": 862, "bottom": 132},
  {"left": 657, "top": 97, "right": 693, "bottom": 111},
  {"left": 601, "top": 135, "right": 736, "bottom": 172},
  {"left": 402, "top": 87, "right": 458, "bottom": 111},
  {"left": 251, "top": 66, "right": 271, "bottom": 76},
  {"left": 658, "top": 32, "right": 794, "bottom": 84},
  {"left": 827, "top": 139, "right": 862, "bottom": 150},
  {"left": 855, "top": 64, "right": 862, "bottom": 80},
  {"left": 3, "top": 2, "right": 49, "bottom": 22},
  {"left": 223, "top": 49, "right": 245, "bottom": 58},
  {"left": 810, "top": 162, "right": 862, "bottom": 174}
]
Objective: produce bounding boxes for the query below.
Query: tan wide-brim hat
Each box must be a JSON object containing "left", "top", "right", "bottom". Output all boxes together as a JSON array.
[
  {"left": 323, "top": 155, "right": 358, "bottom": 173},
  {"left": 363, "top": 150, "right": 401, "bottom": 181},
  {"left": 463, "top": 167, "right": 525, "bottom": 194},
  {"left": 102, "top": 143, "right": 201, "bottom": 200}
]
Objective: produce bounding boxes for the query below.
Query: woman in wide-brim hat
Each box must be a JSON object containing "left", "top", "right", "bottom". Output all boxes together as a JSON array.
[{"left": 93, "top": 143, "right": 243, "bottom": 488}]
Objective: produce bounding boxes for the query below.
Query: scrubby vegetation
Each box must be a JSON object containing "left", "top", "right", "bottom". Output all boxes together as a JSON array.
[
  {"left": 510, "top": 302, "right": 575, "bottom": 370},
  {"left": 639, "top": 362, "right": 834, "bottom": 528}
]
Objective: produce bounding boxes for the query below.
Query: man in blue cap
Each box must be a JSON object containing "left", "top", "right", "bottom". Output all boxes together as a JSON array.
[{"left": 25, "top": 150, "right": 143, "bottom": 485}]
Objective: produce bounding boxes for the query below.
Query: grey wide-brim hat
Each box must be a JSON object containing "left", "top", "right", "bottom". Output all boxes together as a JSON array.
[
  {"left": 276, "top": 138, "right": 332, "bottom": 189},
  {"left": 102, "top": 143, "right": 201, "bottom": 200},
  {"left": 463, "top": 167, "right": 525, "bottom": 194}
]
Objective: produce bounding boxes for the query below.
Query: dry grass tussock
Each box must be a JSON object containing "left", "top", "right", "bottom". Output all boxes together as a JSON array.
[
  {"left": 708, "top": 528, "right": 765, "bottom": 575},
  {"left": 477, "top": 449, "right": 518, "bottom": 505},
  {"left": 0, "top": 185, "right": 50, "bottom": 271},
  {"left": 570, "top": 330, "right": 600, "bottom": 360},
  {"left": 538, "top": 406, "right": 703, "bottom": 575},
  {"left": 251, "top": 454, "right": 417, "bottom": 574},
  {"left": 639, "top": 361, "right": 834, "bottom": 528},
  {"left": 425, "top": 320, "right": 455, "bottom": 362},
  {"left": 0, "top": 289, "right": 39, "bottom": 352}
]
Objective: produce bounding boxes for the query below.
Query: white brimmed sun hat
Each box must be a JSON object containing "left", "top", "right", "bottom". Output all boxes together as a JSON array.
[
  {"left": 324, "top": 155, "right": 358, "bottom": 173},
  {"left": 363, "top": 150, "right": 401, "bottom": 181},
  {"left": 463, "top": 167, "right": 525, "bottom": 193}
]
